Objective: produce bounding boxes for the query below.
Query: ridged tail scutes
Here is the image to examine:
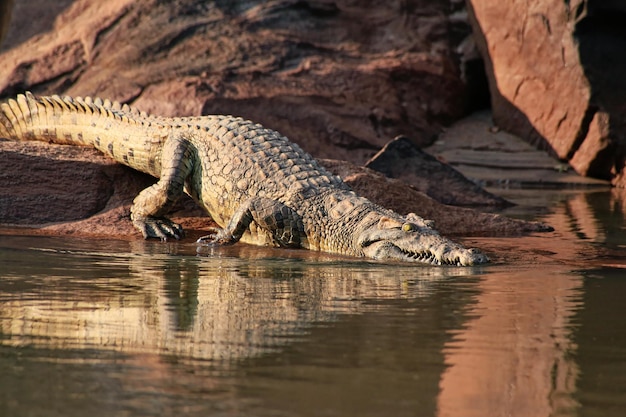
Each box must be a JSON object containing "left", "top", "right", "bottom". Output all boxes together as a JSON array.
[
  {"left": 0, "top": 92, "right": 70, "bottom": 142},
  {"left": 0, "top": 91, "right": 34, "bottom": 140},
  {"left": 0, "top": 91, "right": 142, "bottom": 145},
  {"left": 0, "top": 91, "right": 166, "bottom": 177}
]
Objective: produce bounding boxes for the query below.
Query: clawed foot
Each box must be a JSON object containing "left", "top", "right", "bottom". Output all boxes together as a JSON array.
[
  {"left": 133, "top": 216, "right": 184, "bottom": 241},
  {"left": 196, "top": 227, "right": 236, "bottom": 246}
]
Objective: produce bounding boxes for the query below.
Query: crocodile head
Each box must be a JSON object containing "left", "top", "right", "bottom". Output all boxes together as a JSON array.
[{"left": 356, "top": 213, "right": 489, "bottom": 266}]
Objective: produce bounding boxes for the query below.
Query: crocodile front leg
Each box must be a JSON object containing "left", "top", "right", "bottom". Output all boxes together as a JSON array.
[
  {"left": 197, "top": 197, "right": 305, "bottom": 248},
  {"left": 131, "top": 135, "right": 195, "bottom": 240}
]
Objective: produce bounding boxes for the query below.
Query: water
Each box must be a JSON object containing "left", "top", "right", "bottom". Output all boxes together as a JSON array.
[{"left": 1, "top": 189, "right": 626, "bottom": 417}]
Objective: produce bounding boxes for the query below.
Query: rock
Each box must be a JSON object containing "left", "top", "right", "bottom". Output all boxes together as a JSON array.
[
  {"left": 0, "top": 0, "right": 474, "bottom": 164},
  {"left": 466, "top": 0, "right": 626, "bottom": 187},
  {"left": 427, "top": 111, "right": 611, "bottom": 189},
  {"left": 0, "top": 140, "right": 114, "bottom": 224},
  {"left": 321, "top": 159, "right": 551, "bottom": 236},
  {"left": 0, "top": 140, "right": 549, "bottom": 240},
  {"left": 365, "top": 135, "right": 511, "bottom": 207},
  {"left": 0, "top": 0, "right": 13, "bottom": 47},
  {"left": 0, "top": 140, "right": 209, "bottom": 239}
]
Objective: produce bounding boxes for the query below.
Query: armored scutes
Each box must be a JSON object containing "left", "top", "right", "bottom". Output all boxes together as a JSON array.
[{"left": 0, "top": 92, "right": 488, "bottom": 266}]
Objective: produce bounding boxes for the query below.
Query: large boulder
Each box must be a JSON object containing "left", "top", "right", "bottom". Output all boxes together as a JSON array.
[
  {"left": 364, "top": 135, "right": 511, "bottom": 207},
  {"left": 466, "top": 0, "right": 626, "bottom": 187},
  {"left": 0, "top": 0, "right": 474, "bottom": 163}
]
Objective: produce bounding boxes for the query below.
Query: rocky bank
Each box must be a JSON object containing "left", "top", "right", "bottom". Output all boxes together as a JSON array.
[{"left": 0, "top": 0, "right": 552, "bottom": 244}]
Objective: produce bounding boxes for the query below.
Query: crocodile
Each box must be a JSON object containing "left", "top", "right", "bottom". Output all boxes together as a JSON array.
[{"left": 0, "top": 92, "right": 489, "bottom": 266}]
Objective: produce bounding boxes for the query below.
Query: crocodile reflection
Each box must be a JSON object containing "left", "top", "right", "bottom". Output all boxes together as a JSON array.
[{"left": 0, "top": 242, "right": 479, "bottom": 362}]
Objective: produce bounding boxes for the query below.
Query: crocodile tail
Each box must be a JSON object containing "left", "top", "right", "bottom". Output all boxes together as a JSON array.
[
  {"left": 0, "top": 92, "right": 81, "bottom": 143},
  {"left": 0, "top": 92, "right": 37, "bottom": 141},
  {"left": 0, "top": 92, "right": 165, "bottom": 176},
  {"left": 0, "top": 92, "right": 140, "bottom": 145},
  {"left": 0, "top": 92, "right": 99, "bottom": 145}
]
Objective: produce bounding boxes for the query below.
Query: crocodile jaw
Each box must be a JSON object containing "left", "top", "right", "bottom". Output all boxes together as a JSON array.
[
  {"left": 361, "top": 239, "right": 489, "bottom": 266},
  {"left": 356, "top": 218, "right": 489, "bottom": 266}
]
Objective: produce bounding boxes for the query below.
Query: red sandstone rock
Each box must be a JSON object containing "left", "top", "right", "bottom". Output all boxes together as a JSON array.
[
  {"left": 0, "top": 0, "right": 472, "bottom": 163},
  {"left": 466, "top": 1, "right": 591, "bottom": 160},
  {"left": 467, "top": 0, "right": 626, "bottom": 187}
]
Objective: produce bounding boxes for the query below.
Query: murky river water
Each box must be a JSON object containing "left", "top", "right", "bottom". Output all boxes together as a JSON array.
[{"left": 1, "top": 188, "right": 625, "bottom": 417}]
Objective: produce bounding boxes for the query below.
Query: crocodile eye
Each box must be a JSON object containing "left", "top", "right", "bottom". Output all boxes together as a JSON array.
[{"left": 402, "top": 223, "right": 416, "bottom": 232}]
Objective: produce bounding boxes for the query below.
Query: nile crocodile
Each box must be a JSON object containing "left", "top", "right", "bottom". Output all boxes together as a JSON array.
[{"left": 0, "top": 92, "right": 489, "bottom": 266}]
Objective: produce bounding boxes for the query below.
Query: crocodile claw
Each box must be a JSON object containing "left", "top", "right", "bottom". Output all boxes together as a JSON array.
[
  {"left": 196, "top": 227, "right": 236, "bottom": 245},
  {"left": 133, "top": 216, "right": 184, "bottom": 241}
]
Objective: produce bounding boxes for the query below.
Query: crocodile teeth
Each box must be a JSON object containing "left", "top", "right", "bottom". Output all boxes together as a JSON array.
[{"left": 404, "top": 249, "right": 442, "bottom": 265}]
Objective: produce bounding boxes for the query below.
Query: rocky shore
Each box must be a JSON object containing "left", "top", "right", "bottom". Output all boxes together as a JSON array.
[{"left": 3, "top": 0, "right": 615, "bottom": 242}]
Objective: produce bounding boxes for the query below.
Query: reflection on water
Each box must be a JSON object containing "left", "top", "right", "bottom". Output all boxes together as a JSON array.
[
  {"left": 438, "top": 265, "right": 583, "bottom": 417},
  {"left": 0, "top": 189, "right": 625, "bottom": 417},
  {"left": 0, "top": 238, "right": 474, "bottom": 363}
]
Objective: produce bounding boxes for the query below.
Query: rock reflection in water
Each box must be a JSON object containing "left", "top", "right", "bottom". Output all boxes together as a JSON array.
[
  {"left": 436, "top": 188, "right": 626, "bottom": 417},
  {"left": 438, "top": 265, "right": 583, "bottom": 417}
]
